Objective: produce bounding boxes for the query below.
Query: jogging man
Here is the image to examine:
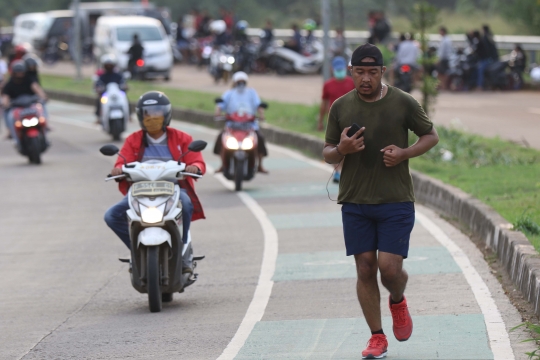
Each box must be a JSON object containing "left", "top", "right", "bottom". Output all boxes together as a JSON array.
[{"left": 323, "top": 43, "right": 439, "bottom": 359}]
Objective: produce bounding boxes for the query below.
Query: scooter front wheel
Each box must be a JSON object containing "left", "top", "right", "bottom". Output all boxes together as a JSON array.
[
  {"left": 27, "top": 137, "right": 41, "bottom": 165},
  {"left": 147, "top": 246, "right": 162, "bottom": 313},
  {"left": 234, "top": 159, "right": 244, "bottom": 191}
]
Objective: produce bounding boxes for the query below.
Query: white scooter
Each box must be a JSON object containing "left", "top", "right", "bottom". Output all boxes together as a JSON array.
[
  {"left": 100, "top": 140, "right": 207, "bottom": 313},
  {"left": 98, "top": 82, "right": 130, "bottom": 141},
  {"left": 267, "top": 40, "right": 324, "bottom": 75}
]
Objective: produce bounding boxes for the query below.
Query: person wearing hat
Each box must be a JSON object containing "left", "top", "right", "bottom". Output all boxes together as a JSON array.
[
  {"left": 104, "top": 91, "right": 206, "bottom": 273},
  {"left": 214, "top": 71, "right": 269, "bottom": 173},
  {"left": 323, "top": 43, "right": 439, "bottom": 359},
  {"left": 318, "top": 56, "right": 355, "bottom": 132},
  {"left": 318, "top": 56, "right": 355, "bottom": 183}
]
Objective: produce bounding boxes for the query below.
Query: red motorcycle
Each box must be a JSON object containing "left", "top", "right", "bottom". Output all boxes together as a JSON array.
[{"left": 11, "top": 95, "right": 49, "bottom": 164}]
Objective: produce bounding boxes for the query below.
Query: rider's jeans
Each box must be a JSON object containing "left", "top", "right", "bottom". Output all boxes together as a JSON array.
[
  {"left": 4, "top": 109, "right": 18, "bottom": 147},
  {"left": 104, "top": 189, "right": 194, "bottom": 250}
]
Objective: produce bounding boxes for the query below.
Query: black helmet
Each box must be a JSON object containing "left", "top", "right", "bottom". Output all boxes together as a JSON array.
[
  {"left": 23, "top": 54, "right": 39, "bottom": 70},
  {"left": 136, "top": 91, "right": 172, "bottom": 131},
  {"left": 11, "top": 60, "right": 26, "bottom": 74}
]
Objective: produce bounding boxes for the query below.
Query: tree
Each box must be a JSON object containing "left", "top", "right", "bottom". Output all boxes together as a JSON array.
[
  {"left": 411, "top": 1, "right": 439, "bottom": 115},
  {"left": 502, "top": 0, "right": 540, "bottom": 35}
]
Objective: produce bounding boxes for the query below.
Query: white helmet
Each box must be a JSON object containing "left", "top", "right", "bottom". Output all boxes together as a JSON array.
[
  {"left": 531, "top": 66, "right": 540, "bottom": 84},
  {"left": 100, "top": 53, "right": 117, "bottom": 66},
  {"left": 209, "top": 20, "right": 227, "bottom": 35},
  {"left": 232, "top": 71, "right": 248, "bottom": 83}
]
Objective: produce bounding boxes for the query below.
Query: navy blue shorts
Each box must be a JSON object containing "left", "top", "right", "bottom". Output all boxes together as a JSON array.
[{"left": 341, "top": 202, "right": 415, "bottom": 258}]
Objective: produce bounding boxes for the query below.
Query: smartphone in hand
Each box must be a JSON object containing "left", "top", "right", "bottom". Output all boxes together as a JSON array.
[{"left": 346, "top": 123, "right": 363, "bottom": 138}]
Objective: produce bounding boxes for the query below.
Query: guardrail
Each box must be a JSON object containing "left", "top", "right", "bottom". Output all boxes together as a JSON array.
[{"left": 247, "top": 28, "right": 540, "bottom": 63}]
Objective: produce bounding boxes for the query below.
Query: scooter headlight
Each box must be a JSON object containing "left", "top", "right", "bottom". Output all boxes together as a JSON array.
[
  {"left": 140, "top": 205, "right": 164, "bottom": 224},
  {"left": 101, "top": 96, "right": 108, "bottom": 104},
  {"left": 227, "top": 56, "right": 235, "bottom": 64},
  {"left": 220, "top": 55, "right": 227, "bottom": 63},
  {"left": 225, "top": 136, "right": 239, "bottom": 150},
  {"left": 241, "top": 137, "right": 254, "bottom": 150}
]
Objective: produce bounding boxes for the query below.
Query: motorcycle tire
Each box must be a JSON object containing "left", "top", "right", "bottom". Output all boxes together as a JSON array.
[
  {"left": 147, "top": 246, "right": 162, "bottom": 313},
  {"left": 27, "top": 137, "right": 41, "bottom": 165},
  {"left": 234, "top": 159, "right": 244, "bottom": 192},
  {"left": 110, "top": 120, "right": 122, "bottom": 142},
  {"left": 162, "top": 293, "right": 173, "bottom": 302}
]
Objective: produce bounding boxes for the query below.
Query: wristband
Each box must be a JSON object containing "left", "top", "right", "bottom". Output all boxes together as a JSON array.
[{"left": 335, "top": 145, "right": 345, "bottom": 157}]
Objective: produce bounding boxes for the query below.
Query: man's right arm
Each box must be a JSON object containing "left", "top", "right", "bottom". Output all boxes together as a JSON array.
[{"left": 323, "top": 127, "right": 366, "bottom": 164}]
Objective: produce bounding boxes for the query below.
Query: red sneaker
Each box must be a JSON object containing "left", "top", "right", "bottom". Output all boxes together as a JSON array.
[
  {"left": 389, "top": 295, "right": 413, "bottom": 341},
  {"left": 361, "top": 334, "right": 388, "bottom": 359}
]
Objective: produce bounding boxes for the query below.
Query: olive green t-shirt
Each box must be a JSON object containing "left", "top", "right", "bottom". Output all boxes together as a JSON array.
[{"left": 325, "top": 85, "right": 433, "bottom": 204}]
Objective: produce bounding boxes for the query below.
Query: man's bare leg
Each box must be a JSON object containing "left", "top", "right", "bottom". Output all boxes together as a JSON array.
[
  {"left": 354, "top": 251, "right": 382, "bottom": 331},
  {"left": 378, "top": 251, "right": 408, "bottom": 302}
]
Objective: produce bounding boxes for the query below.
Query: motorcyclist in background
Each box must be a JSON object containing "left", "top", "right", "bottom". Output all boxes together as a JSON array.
[
  {"left": 104, "top": 91, "right": 206, "bottom": 272},
  {"left": 302, "top": 19, "right": 317, "bottom": 51},
  {"left": 210, "top": 20, "right": 230, "bottom": 47},
  {"left": 94, "top": 54, "right": 127, "bottom": 124},
  {"left": 127, "top": 34, "right": 144, "bottom": 75},
  {"left": 214, "top": 71, "right": 268, "bottom": 173},
  {"left": 1, "top": 60, "right": 47, "bottom": 146}
]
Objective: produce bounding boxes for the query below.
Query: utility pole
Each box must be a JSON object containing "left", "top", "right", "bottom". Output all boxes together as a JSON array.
[
  {"left": 321, "top": 0, "right": 331, "bottom": 81},
  {"left": 73, "top": 0, "right": 82, "bottom": 80},
  {"left": 338, "top": 0, "right": 344, "bottom": 30}
]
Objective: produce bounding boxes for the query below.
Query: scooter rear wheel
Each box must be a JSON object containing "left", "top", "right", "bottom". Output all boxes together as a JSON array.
[{"left": 147, "top": 246, "right": 162, "bottom": 313}]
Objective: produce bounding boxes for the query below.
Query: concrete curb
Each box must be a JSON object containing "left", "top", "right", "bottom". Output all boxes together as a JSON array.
[{"left": 47, "top": 89, "right": 540, "bottom": 315}]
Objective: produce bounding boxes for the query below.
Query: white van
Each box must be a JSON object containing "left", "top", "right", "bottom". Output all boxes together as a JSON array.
[
  {"left": 12, "top": 13, "right": 50, "bottom": 48},
  {"left": 94, "top": 16, "right": 173, "bottom": 80}
]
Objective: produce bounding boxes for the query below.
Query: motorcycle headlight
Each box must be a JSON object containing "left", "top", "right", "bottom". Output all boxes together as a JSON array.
[
  {"left": 227, "top": 56, "right": 235, "bottom": 64},
  {"left": 22, "top": 117, "right": 39, "bottom": 127},
  {"left": 140, "top": 204, "right": 164, "bottom": 224},
  {"left": 220, "top": 55, "right": 227, "bottom": 63},
  {"left": 226, "top": 136, "right": 239, "bottom": 150},
  {"left": 101, "top": 96, "right": 108, "bottom": 104},
  {"left": 241, "top": 137, "right": 254, "bottom": 150}
]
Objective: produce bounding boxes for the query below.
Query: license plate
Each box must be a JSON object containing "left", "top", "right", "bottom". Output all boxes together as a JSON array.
[
  {"left": 132, "top": 181, "right": 174, "bottom": 196},
  {"left": 110, "top": 109, "right": 124, "bottom": 119}
]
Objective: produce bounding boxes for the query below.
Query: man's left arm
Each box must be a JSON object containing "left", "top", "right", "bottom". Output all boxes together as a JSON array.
[
  {"left": 381, "top": 128, "right": 439, "bottom": 167},
  {"left": 381, "top": 100, "right": 439, "bottom": 167},
  {"left": 31, "top": 82, "right": 47, "bottom": 100}
]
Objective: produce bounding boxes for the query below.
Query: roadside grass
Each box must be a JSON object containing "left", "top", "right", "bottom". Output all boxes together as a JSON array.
[{"left": 43, "top": 74, "right": 540, "bottom": 250}]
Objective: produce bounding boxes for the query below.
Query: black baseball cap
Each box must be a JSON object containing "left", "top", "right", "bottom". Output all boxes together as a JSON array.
[{"left": 351, "top": 43, "right": 384, "bottom": 66}]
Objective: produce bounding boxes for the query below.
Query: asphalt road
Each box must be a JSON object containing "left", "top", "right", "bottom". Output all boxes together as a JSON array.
[
  {"left": 0, "top": 101, "right": 534, "bottom": 359},
  {"left": 42, "top": 63, "right": 540, "bottom": 149}
]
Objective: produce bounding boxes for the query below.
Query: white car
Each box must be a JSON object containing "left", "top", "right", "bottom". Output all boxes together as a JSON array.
[
  {"left": 12, "top": 12, "right": 50, "bottom": 48},
  {"left": 94, "top": 16, "right": 173, "bottom": 80}
]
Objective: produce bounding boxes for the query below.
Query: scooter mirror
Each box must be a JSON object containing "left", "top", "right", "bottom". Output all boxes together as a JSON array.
[
  {"left": 100, "top": 144, "right": 120, "bottom": 156},
  {"left": 259, "top": 102, "right": 269, "bottom": 109},
  {"left": 215, "top": 98, "right": 224, "bottom": 104},
  {"left": 188, "top": 140, "right": 207, "bottom": 153}
]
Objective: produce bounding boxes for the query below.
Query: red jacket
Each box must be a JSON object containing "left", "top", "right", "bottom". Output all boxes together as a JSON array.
[{"left": 114, "top": 128, "right": 206, "bottom": 221}]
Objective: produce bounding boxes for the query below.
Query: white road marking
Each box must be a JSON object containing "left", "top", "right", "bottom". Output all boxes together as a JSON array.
[
  {"left": 212, "top": 171, "right": 278, "bottom": 360},
  {"left": 49, "top": 102, "right": 515, "bottom": 359},
  {"left": 415, "top": 212, "right": 515, "bottom": 360}
]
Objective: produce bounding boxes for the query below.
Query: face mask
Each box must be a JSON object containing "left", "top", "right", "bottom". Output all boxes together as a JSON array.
[
  {"left": 143, "top": 116, "right": 165, "bottom": 135},
  {"left": 334, "top": 69, "right": 347, "bottom": 79},
  {"left": 236, "top": 82, "right": 246, "bottom": 92}
]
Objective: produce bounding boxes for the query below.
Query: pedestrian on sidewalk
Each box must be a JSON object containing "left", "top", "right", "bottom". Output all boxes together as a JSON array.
[
  {"left": 322, "top": 43, "right": 439, "bottom": 359},
  {"left": 318, "top": 56, "right": 355, "bottom": 183}
]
